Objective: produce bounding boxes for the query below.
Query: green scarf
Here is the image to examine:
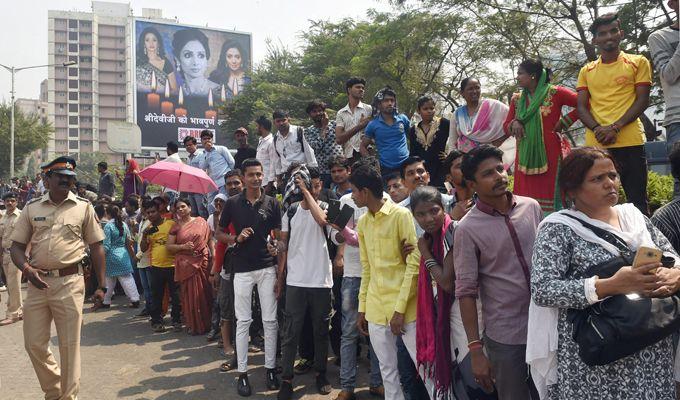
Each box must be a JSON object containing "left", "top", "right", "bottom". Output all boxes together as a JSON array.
[{"left": 516, "top": 69, "right": 550, "bottom": 175}]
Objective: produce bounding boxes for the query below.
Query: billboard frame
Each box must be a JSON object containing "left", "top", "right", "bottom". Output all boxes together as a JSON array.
[{"left": 131, "top": 17, "right": 253, "bottom": 152}]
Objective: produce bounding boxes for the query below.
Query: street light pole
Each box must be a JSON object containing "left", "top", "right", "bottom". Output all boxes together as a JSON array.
[{"left": 0, "top": 61, "right": 76, "bottom": 179}]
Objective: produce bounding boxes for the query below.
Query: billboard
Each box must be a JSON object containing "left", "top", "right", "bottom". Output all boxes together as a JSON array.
[{"left": 133, "top": 19, "right": 252, "bottom": 148}]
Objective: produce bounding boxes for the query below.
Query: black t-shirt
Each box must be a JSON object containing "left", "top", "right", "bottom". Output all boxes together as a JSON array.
[
  {"left": 219, "top": 191, "right": 282, "bottom": 273},
  {"left": 234, "top": 146, "right": 258, "bottom": 170}
]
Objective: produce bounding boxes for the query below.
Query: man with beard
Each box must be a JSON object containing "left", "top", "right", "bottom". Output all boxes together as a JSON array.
[
  {"left": 304, "top": 100, "right": 344, "bottom": 188},
  {"left": 576, "top": 12, "right": 652, "bottom": 214},
  {"left": 335, "top": 77, "right": 373, "bottom": 163},
  {"left": 9, "top": 156, "right": 106, "bottom": 400}
]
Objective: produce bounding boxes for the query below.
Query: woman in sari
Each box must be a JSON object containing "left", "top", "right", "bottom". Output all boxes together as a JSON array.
[
  {"left": 448, "top": 78, "right": 509, "bottom": 153},
  {"left": 411, "top": 186, "right": 493, "bottom": 400},
  {"left": 135, "top": 27, "right": 177, "bottom": 94},
  {"left": 409, "top": 95, "right": 451, "bottom": 188},
  {"left": 166, "top": 197, "right": 213, "bottom": 335},
  {"left": 116, "top": 159, "right": 144, "bottom": 202},
  {"left": 503, "top": 59, "right": 578, "bottom": 214}
]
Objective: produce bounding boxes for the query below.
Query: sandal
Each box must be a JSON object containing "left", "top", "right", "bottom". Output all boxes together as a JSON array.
[{"left": 219, "top": 354, "right": 237, "bottom": 372}]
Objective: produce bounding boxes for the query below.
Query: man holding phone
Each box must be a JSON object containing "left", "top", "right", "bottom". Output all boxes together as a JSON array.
[
  {"left": 217, "top": 158, "right": 282, "bottom": 397},
  {"left": 140, "top": 200, "right": 180, "bottom": 333}
]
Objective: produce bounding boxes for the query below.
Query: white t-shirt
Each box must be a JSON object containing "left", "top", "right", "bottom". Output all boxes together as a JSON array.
[
  {"left": 331, "top": 193, "right": 364, "bottom": 278},
  {"left": 282, "top": 203, "right": 333, "bottom": 288}
]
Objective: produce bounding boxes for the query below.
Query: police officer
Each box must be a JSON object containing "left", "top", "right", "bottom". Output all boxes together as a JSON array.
[
  {"left": 9, "top": 156, "right": 106, "bottom": 400},
  {"left": 0, "top": 191, "right": 23, "bottom": 326}
]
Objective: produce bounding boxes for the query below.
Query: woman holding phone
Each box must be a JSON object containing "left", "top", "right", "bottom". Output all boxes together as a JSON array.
[{"left": 529, "top": 147, "right": 680, "bottom": 399}]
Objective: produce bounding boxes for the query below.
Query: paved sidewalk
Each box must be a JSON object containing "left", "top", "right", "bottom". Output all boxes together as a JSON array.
[{"left": 0, "top": 289, "right": 376, "bottom": 399}]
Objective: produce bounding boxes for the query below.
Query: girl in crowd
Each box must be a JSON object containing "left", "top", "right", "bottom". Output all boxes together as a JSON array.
[
  {"left": 504, "top": 59, "right": 579, "bottom": 214},
  {"left": 448, "top": 78, "right": 509, "bottom": 153},
  {"left": 530, "top": 147, "right": 680, "bottom": 399},
  {"left": 135, "top": 27, "right": 177, "bottom": 94},
  {"left": 409, "top": 95, "right": 450, "bottom": 188},
  {"left": 100, "top": 205, "right": 141, "bottom": 309},
  {"left": 172, "top": 28, "right": 220, "bottom": 97},
  {"left": 166, "top": 197, "right": 213, "bottom": 335},
  {"left": 209, "top": 40, "right": 251, "bottom": 98},
  {"left": 411, "top": 186, "right": 491, "bottom": 400}
]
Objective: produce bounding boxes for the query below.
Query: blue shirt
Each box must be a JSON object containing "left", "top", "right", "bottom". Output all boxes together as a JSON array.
[
  {"left": 187, "top": 150, "right": 205, "bottom": 169},
  {"left": 365, "top": 113, "right": 410, "bottom": 170},
  {"left": 200, "top": 145, "right": 235, "bottom": 187}
]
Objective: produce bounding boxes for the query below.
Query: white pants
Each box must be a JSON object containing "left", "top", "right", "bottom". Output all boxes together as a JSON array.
[
  {"left": 369, "top": 321, "right": 437, "bottom": 400},
  {"left": 233, "top": 267, "right": 278, "bottom": 373},
  {"left": 103, "top": 274, "right": 140, "bottom": 305}
]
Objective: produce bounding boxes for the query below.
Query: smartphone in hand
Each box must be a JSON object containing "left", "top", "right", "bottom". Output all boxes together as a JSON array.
[{"left": 632, "top": 246, "right": 662, "bottom": 273}]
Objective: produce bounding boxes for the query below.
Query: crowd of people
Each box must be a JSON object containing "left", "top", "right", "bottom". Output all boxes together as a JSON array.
[{"left": 8, "top": 7, "right": 680, "bottom": 400}]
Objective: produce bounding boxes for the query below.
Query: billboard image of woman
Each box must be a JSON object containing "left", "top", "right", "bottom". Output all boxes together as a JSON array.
[{"left": 134, "top": 19, "right": 252, "bottom": 148}]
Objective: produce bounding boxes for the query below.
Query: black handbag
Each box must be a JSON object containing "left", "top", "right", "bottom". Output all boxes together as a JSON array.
[{"left": 564, "top": 214, "right": 680, "bottom": 366}]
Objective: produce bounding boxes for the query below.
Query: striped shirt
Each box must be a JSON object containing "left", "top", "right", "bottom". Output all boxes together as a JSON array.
[
  {"left": 649, "top": 27, "right": 680, "bottom": 126},
  {"left": 651, "top": 198, "right": 680, "bottom": 254}
]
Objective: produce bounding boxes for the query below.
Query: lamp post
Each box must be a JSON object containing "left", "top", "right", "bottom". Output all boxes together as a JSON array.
[{"left": 0, "top": 61, "right": 77, "bottom": 179}]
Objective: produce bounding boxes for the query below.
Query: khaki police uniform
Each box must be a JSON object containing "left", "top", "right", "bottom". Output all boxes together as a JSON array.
[
  {"left": 10, "top": 190, "right": 104, "bottom": 400},
  {"left": 0, "top": 207, "right": 22, "bottom": 320}
]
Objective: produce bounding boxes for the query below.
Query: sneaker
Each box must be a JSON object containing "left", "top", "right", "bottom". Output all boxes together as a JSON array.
[
  {"left": 152, "top": 323, "right": 166, "bottom": 333},
  {"left": 293, "top": 358, "right": 313, "bottom": 375},
  {"left": 277, "top": 381, "right": 293, "bottom": 400},
  {"left": 237, "top": 373, "right": 252, "bottom": 397},
  {"left": 0, "top": 285, "right": 6, "bottom": 292},
  {"left": 135, "top": 309, "right": 150, "bottom": 318},
  {"left": 316, "top": 374, "right": 332, "bottom": 395},
  {"left": 206, "top": 329, "right": 220, "bottom": 342},
  {"left": 266, "top": 368, "right": 280, "bottom": 390}
]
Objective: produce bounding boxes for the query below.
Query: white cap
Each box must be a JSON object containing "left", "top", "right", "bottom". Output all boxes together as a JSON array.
[{"left": 212, "top": 193, "right": 228, "bottom": 207}]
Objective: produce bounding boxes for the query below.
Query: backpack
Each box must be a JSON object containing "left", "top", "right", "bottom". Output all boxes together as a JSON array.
[{"left": 273, "top": 126, "right": 305, "bottom": 158}]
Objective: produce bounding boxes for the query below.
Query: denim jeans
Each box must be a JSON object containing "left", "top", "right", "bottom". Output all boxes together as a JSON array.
[
  {"left": 137, "top": 267, "right": 153, "bottom": 310},
  {"left": 667, "top": 122, "right": 680, "bottom": 198},
  {"left": 397, "top": 336, "right": 429, "bottom": 400},
  {"left": 340, "top": 277, "right": 382, "bottom": 392}
]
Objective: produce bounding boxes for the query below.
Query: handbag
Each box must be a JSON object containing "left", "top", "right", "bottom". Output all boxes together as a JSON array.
[{"left": 564, "top": 214, "right": 680, "bottom": 366}]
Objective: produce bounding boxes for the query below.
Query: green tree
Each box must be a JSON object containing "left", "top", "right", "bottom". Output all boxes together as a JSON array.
[{"left": 0, "top": 103, "right": 51, "bottom": 179}]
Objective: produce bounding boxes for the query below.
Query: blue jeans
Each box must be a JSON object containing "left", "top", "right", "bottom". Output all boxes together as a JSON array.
[
  {"left": 138, "top": 267, "right": 153, "bottom": 310},
  {"left": 340, "top": 277, "right": 382, "bottom": 391},
  {"left": 397, "top": 336, "right": 429, "bottom": 400},
  {"left": 667, "top": 122, "right": 680, "bottom": 198}
]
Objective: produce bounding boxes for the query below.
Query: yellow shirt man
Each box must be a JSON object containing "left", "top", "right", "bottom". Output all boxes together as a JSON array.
[
  {"left": 357, "top": 199, "right": 419, "bottom": 325},
  {"left": 147, "top": 219, "right": 175, "bottom": 267},
  {"left": 576, "top": 51, "right": 652, "bottom": 148}
]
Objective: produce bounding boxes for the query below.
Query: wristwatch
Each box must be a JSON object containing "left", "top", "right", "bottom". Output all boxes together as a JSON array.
[{"left": 97, "top": 287, "right": 108, "bottom": 293}]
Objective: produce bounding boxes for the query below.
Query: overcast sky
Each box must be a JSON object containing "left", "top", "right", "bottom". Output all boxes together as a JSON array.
[{"left": 0, "top": 0, "right": 392, "bottom": 101}]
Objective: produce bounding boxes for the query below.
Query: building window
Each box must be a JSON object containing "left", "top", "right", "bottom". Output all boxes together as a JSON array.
[
  {"left": 68, "top": 32, "right": 78, "bottom": 41},
  {"left": 80, "top": 21, "right": 91, "bottom": 28},
  {"left": 68, "top": 92, "right": 78, "bottom": 101},
  {"left": 79, "top": 44, "right": 90, "bottom": 51},
  {"left": 69, "top": 140, "right": 79, "bottom": 150},
  {"left": 68, "top": 104, "right": 78, "bottom": 113},
  {"left": 68, "top": 56, "right": 77, "bottom": 63},
  {"left": 119, "top": 96, "right": 125, "bottom": 101},
  {"left": 68, "top": 43, "right": 78, "bottom": 53},
  {"left": 69, "top": 128, "right": 78, "bottom": 137},
  {"left": 81, "top": 105, "right": 91, "bottom": 111},
  {"left": 69, "top": 116, "right": 78, "bottom": 125},
  {"left": 68, "top": 68, "right": 78, "bottom": 77},
  {"left": 56, "top": 44, "right": 65, "bottom": 54},
  {"left": 68, "top": 20, "right": 78, "bottom": 29},
  {"left": 68, "top": 80, "right": 78, "bottom": 89},
  {"left": 58, "top": 92, "right": 66, "bottom": 98},
  {"left": 58, "top": 104, "right": 65, "bottom": 110}
]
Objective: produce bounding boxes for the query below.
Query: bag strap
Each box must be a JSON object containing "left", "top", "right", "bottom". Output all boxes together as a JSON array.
[{"left": 563, "top": 214, "right": 631, "bottom": 254}]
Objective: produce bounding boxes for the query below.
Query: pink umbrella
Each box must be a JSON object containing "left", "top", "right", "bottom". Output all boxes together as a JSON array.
[{"left": 139, "top": 161, "right": 218, "bottom": 194}]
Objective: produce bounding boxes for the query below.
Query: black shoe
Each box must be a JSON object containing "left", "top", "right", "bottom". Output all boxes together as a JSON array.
[
  {"left": 266, "top": 368, "right": 280, "bottom": 390},
  {"left": 99, "top": 304, "right": 111, "bottom": 309},
  {"left": 135, "top": 309, "right": 150, "bottom": 318},
  {"left": 316, "top": 374, "right": 332, "bottom": 395},
  {"left": 130, "top": 301, "right": 140, "bottom": 308},
  {"left": 237, "top": 373, "right": 252, "bottom": 397},
  {"left": 293, "top": 358, "right": 313, "bottom": 375},
  {"left": 277, "top": 381, "right": 293, "bottom": 400}
]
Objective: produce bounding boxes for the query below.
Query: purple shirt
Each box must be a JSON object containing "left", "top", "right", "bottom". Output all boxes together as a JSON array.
[{"left": 453, "top": 194, "right": 542, "bottom": 345}]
